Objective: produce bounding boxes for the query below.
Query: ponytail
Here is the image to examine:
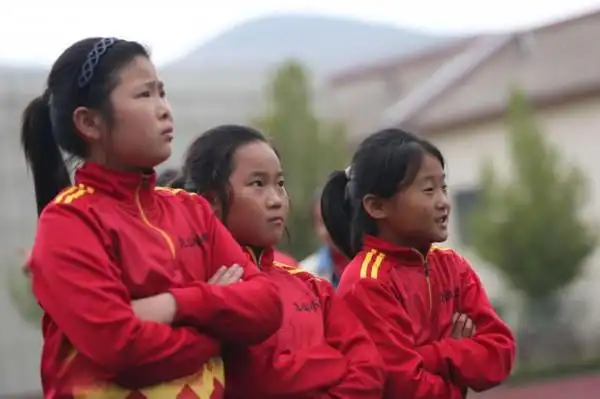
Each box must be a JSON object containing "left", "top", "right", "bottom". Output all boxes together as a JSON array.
[
  {"left": 21, "top": 94, "right": 71, "bottom": 216},
  {"left": 320, "top": 170, "right": 356, "bottom": 258}
]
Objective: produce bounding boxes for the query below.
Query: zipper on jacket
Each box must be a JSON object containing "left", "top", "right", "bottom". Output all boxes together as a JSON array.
[
  {"left": 135, "top": 177, "right": 176, "bottom": 259},
  {"left": 413, "top": 249, "right": 433, "bottom": 315},
  {"left": 246, "top": 246, "right": 263, "bottom": 269},
  {"left": 424, "top": 260, "right": 433, "bottom": 315}
]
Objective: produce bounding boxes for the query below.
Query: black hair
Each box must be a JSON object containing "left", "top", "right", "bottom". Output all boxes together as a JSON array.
[
  {"left": 320, "top": 128, "right": 445, "bottom": 258},
  {"left": 156, "top": 168, "right": 181, "bottom": 186},
  {"left": 21, "top": 37, "right": 148, "bottom": 216},
  {"left": 182, "top": 124, "right": 273, "bottom": 222},
  {"left": 169, "top": 175, "right": 186, "bottom": 190}
]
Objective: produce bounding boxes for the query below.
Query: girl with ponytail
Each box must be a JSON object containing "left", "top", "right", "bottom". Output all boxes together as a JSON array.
[
  {"left": 321, "top": 128, "right": 515, "bottom": 399},
  {"left": 22, "top": 38, "right": 282, "bottom": 398}
]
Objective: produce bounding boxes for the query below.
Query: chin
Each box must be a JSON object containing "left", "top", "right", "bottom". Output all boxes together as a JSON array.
[
  {"left": 149, "top": 150, "right": 171, "bottom": 168},
  {"left": 432, "top": 232, "right": 449, "bottom": 243},
  {"left": 265, "top": 232, "right": 284, "bottom": 247}
]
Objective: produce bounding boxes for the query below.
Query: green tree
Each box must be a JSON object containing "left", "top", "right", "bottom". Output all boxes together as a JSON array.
[
  {"left": 255, "top": 60, "right": 348, "bottom": 258},
  {"left": 470, "top": 88, "right": 596, "bottom": 354}
]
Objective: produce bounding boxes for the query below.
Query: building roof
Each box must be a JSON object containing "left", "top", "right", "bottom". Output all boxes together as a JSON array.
[{"left": 328, "top": 7, "right": 600, "bottom": 135}]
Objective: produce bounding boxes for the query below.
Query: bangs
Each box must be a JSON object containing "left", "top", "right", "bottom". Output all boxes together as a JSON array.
[{"left": 361, "top": 141, "right": 428, "bottom": 199}]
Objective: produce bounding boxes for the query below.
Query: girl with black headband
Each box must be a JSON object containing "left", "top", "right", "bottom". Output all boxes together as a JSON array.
[{"left": 22, "top": 37, "right": 283, "bottom": 398}]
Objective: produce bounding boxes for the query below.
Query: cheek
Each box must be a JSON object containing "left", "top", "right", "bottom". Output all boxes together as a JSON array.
[
  {"left": 393, "top": 195, "right": 430, "bottom": 228},
  {"left": 228, "top": 195, "right": 263, "bottom": 226},
  {"left": 116, "top": 103, "right": 154, "bottom": 132},
  {"left": 110, "top": 108, "right": 147, "bottom": 144},
  {"left": 281, "top": 195, "right": 291, "bottom": 219}
]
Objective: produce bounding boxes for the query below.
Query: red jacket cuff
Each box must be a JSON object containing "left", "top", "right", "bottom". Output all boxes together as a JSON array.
[
  {"left": 418, "top": 343, "right": 446, "bottom": 377},
  {"left": 170, "top": 284, "right": 217, "bottom": 326}
]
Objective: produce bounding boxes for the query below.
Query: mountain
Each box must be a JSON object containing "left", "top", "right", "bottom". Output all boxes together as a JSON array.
[{"left": 171, "top": 14, "right": 451, "bottom": 74}]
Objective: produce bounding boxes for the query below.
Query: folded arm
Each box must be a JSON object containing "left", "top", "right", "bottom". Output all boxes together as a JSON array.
[
  {"left": 317, "top": 279, "right": 386, "bottom": 398},
  {"left": 342, "top": 279, "right": 465, "bottom": 399},
  {"left": 416, "top": 257, "right": 516, "bottom": 391},
  {"left": 169, "top": 192, "right": 283, "bottom": 345},
  {"left": 32, "top": 204, "right": 221, "bottom": 387}
]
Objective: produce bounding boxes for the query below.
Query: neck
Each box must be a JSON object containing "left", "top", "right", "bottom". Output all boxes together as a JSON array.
[
  {"left": 87, "top": 153, "right": 151, "bottom": 174},
  {"left": 244, "top": 245, "right": 265, "bottom": 266},
  {"left": 376, "top": 230, "right": 430, "bottom": 256},
  {"left": 248, "top": 246, "right": 264, "bottom": 259}
]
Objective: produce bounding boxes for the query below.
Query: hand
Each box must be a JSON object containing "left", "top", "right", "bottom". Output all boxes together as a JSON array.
[
  {"left": 208, "top": 265, "right": 244, "bottom": 286},
  {"left": 132, "top": 293, "right": 177, "bottom": 324},
  {"left": 23, "top": 260, "right": 31, "bottom": 277},
  {"left": 20, "top": 248, "right": 31, "bottom": 276},
  {"left": 451, "top": 312, "right": 476, "bottom": 339}
]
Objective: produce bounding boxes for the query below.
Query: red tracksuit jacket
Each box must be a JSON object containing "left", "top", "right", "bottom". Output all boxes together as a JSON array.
[
  {"left": 273, "top": 249, "right": 299, "bottom": 266},
  {"left": 29, "top": 162, "right": 283, "bottom": 399},
  {"left": 224, "top": 247, "right": 386, "bottom": 399},
  {"left": 338, "top": 235, "right": 515, "bottom": 399}
]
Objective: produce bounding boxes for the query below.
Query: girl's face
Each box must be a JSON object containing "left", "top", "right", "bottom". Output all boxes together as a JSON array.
[
  {"left": 367, "top": 153, "right": 451, "bottom": 249},
  {"left": 78, "top": 56, "right": 174, "bottom": 171},
  {"left": 226, "top": 141, "right": 289, "bottom": 248}
]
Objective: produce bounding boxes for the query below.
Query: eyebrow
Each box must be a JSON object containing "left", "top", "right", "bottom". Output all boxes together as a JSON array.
[
  {"left": 420, "top": 173, "right": 446, "bottom": 182},
  {"left": 142, "top": 79, "right": 164, "bottom": 90},
  {"left": 248, "top": 170, "right": 284, "bottom": 178}
]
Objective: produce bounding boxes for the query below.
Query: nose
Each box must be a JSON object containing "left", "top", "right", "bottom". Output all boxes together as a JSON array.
[
  {"left": 158, "top": 97, "right": 173, "bottom": 122},
  {"left": 436, "top": 190, "right": 450, "bottom": 211},
  {"left": 266, "top": 186, "right": 284, "bottom": 209}
]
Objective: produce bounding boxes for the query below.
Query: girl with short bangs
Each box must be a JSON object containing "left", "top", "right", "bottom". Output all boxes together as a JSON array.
[
  {"left": 321, "top": 128, "right": 516, "bottom": 398},
  {"left": 139, "top": 124, "right": 386, "bottom": 398}
]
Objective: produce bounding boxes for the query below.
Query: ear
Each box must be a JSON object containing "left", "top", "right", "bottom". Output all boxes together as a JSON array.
[
  {"left": 362, "top": 194, "right": 392, "bottom": 220},
  {"left": 72, "top": 106, "right": 104, "bottom": 141}
]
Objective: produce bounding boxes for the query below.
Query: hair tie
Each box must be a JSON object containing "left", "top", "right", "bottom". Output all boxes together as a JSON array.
[
  {"left": 47, "top": 93, "right": 59, "bottom": 131},
  {"left": 78, "top": 38, "right": 119, "bottom": 88},
  {"left": 344, "top": 167, "right": 356, "bottom": 202}
]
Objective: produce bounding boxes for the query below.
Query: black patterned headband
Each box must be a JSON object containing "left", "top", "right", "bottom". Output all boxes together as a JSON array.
[{"left": 78, "top": 37, "right": 120, "bottom": 88}]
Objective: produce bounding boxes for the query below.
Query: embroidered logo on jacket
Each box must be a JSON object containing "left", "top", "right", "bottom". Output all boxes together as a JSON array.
[
  {"left": 440, "top": 287, "right": 460, "bottom": 304},
  {"left": 178, "top": 233, "right": 207, "bottom": 249},
  {"left": 293, "top": 299, "right": 321, "bottom": 313}
]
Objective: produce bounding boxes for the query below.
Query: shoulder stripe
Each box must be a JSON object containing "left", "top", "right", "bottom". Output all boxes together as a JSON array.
[
  {"left": 54, "top": 186, "right": 79, "bottom": 203},
  {"left": 272, "top": 260, "right": 294, "bottom": 269},
  {"left": 54, "top": 184, "right": 95, "bottom": 205},
  {"left": 155, "top": 186, "right": 185, "bottom": 195},
  {"left": 430, "top": 244, "right": 453, "bottom": 253},
  {"left": 359, "top": 249, "right": 386, "bottom": 280},
  {"left": 273, "top": 262, "right": 319, "bottom": 278}
]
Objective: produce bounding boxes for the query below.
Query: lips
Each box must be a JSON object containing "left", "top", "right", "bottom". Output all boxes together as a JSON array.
[
  {"left": 268, "top": 216, "right": 285, "bottom": 225},
  {"left": 161, "top": 127, "right": 174, "bottom": 142},
  {"left": 435, "top": 215, "right": 449, "bottom": 227}
]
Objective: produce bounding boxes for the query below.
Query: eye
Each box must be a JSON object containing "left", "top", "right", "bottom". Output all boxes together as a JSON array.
[
  {"left": 250, "top": 180, "right": 264, "bottom": 188},
  {"left": 423, "top": 186, "right": 435, "bottom": 193},
  {"left": 160, "top": 89, "right": 166, "bottom": 98},
  {"left": 441, "top": 185, "right": 448, "bottom": 193},
  {"left": 138, "top": 90, "right": 151, "bottom": 98},
  {"left": 278, "top": 180, "right": 285, "bottom": 188}
]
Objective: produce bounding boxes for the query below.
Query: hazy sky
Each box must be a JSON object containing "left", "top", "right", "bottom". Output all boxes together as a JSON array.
[{"left": 1, "top": 0, "right": 599, "bottom": 66}]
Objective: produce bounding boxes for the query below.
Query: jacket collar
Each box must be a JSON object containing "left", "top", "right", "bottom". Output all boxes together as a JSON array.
[
  {"left": 244, "top": 246, "right": 275, "bottom": 270},
  {"left": 74, "top": 162, "right": 157, "bottom": 207},
  {"left": 363, "top": 235, "right": 431, "bottom": 266}
]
